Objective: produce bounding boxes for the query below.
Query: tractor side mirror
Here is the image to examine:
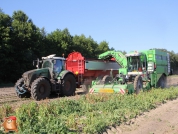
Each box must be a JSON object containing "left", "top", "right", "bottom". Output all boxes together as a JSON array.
[{"left": 33, "top": 58, "right": 41, "bottom": 69}]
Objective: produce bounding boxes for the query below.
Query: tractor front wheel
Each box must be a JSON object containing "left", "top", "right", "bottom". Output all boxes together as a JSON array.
[
  {"left": 15, "top": 78, "right": 31, "bottom": 98},
  {"left": 134, "top": 75, "right": 143, "bottom": 94},
  {"left": 31, "top": 78, "right": 51, "bottom": 101}
]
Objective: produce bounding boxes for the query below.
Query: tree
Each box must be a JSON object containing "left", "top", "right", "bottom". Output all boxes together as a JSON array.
[
  {"left": 95, "top": 41, "right": 110, "bottom": 56},
  {"left": 0, "top": 12, "right": 12, "bottom": 82},
  {"left": 46, "top": 28, "right": 72, "bottom": 56},
  {"left": 0, "top": 10, "right": 50, "bottom": 83},
  {"left": 72, "top": 34, "right": 99, "bottom": 58}
]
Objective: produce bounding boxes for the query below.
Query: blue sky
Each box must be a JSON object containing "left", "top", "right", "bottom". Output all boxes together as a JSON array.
[{"left": 1, "top": 0, "right": 178, "bottom": 53}]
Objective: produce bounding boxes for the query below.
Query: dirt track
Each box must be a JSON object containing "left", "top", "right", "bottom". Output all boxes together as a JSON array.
[
  {"left": 0, "top": 87, "right": 27, "bottom": 105},
  {"left": 0, "top": 75, "right": 178, "bottom": 134},
  {"left": 120, "top": 98, "right": 178, "bottom": 134}
]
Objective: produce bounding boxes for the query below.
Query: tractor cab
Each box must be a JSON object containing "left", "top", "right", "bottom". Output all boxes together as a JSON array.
[
  {"left": 42, "top": 54, "right": 65, "bottom": 78},
  {"left": 126, "top": 51, "right": 147, "bottom": 74},
  {"left": 125, "top": 51, "right": 148, "bottom": 82}
]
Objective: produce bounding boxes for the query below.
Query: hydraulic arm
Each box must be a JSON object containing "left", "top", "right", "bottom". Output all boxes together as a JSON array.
[{"left": 98, "top": 51, "right": 127, "bottom": 75}]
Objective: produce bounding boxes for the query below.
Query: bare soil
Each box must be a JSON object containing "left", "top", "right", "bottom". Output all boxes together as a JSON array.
[
  {"left": 166, "top": 75, "right": 178, "bottom": 88},
  {"left": 0, "top": 87, "right": 85, "bottom": 107},
  {"left": 120, "top": 98, "right": 178, "bottom": 134},
  {"left": 0, "top": 75, "right": 178, "bottom": 134}
]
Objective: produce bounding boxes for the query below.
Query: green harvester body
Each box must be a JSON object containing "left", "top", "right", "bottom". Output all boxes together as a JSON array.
[{"left": 90, "top": 49, "right": 171, "bottom": 94}]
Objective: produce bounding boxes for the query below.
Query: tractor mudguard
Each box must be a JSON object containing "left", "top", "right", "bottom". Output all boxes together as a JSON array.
[{"left": 58, "top": 70, "right": 75, "bottom": 80}]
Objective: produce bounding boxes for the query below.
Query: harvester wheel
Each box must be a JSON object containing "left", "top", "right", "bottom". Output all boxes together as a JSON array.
[
  {"left": 134, "top": 75, "right": 143, "bottom": 94},
  {"left": 102, "top": 75, "right": 113, "bottom": 84},
  {"left": 62, "top": 74, "right": 76, "bottom": 96},
  {"left": 158, "top": 75, "right": 167, "bottom": 88},
  {"left": 31, "top": 78, "right": 51, "bottom": 101},
  {"left": 15, "top": 78, "right": 31, "bottom": 98}
]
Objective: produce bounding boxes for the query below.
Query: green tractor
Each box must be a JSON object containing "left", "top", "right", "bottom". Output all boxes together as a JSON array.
[
  {"left": 89, "top": 49, "right": 171, "bottom": 94},
  {"left": 15, "top": 54, "right": 76, "bottom": 101}
]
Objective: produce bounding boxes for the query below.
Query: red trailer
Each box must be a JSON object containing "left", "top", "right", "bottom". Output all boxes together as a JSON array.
[{"left": 66, "top": 52, "right": 120, "bottom": 91}]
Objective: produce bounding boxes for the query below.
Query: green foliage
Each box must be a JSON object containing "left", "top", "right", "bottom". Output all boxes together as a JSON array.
[
  {"left": 0, "top": 104, "right": 14, "bottom": 119},
  {"left": 0, "top": 12, "right": 12, "bottom": 83},
  {"left": 96, "top": 41, "right": 110, "bottom": 55},
  {"left": 0, "top": 104, "right": 14, "bottom": 133},
  {"left": 72, "top": 34, "right": 100, "bottom": 58},
  {"left": 1, "top": 87, "right": 178, "bottom": 133},
  {"left": 15, "top": 101, "right": 70, "bottom": 134}
]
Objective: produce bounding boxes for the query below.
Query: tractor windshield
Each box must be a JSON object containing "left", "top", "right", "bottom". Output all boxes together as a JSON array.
[
  {"left": 53, "top": 59, "right": 64, "bottom": 74},
  {"left": 127, "top": 56, "right": 142, "bottom": 72}
]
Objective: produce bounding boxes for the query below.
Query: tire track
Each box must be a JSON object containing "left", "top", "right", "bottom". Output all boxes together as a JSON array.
[
  {"left": 0, "top": 87, "right": 31, "bottom": 105},
  {"left": 0, "top": 87, "right": 84, "bottom": 106}
]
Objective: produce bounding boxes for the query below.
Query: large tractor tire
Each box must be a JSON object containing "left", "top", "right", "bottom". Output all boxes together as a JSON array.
[
  {"left": 157, "top": 75, "right": 167, "bottom": 88},
  {"left": 62, "top": 74, "right": 76, "bottom": 96},
  {"left": 31, "top": 77, "right": 51, "bottom": 101},
  {"left": 15, "top": 78, "right": 31, "bottom": 98},
  {"left": 134, "top": 75, "right": 143, "bottom": 94}
]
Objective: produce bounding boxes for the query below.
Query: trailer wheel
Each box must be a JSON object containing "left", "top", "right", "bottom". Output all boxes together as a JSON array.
[
  {"left": 15, "top": 78, "right": 31, "bottom": 98},
  {"left": 158, "top": 75, "right": 167, "bottom": 88},
  {"left": 31, "top": 78, "right": 51, "bottom": 101},
  {"left": 134, "top": 75, "right": 143, "bottom": 94},
  {"left": 62, "top": 74, "right": 76, "bottom": 96}
]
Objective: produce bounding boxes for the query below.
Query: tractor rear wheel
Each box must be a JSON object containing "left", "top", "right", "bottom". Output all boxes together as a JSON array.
[
  {"left": 15, "top": 78, "right": 31, "bottom": 98},
  {"left": 31, "top": 78, "right": 51, "bottom": 101},
  {"left": 134, "top": 75, "right": 143, "bottom": 94},
  {"left": 62, "top": 74, "right": 76, "bottom": 96}
]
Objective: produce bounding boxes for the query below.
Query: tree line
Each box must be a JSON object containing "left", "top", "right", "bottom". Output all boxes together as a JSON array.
[
  {"left": 0, "top": 10, "right": 178, "bottom": 83},
  {"left": 0, "top": 10, "right": 115, "bottom": 83}
]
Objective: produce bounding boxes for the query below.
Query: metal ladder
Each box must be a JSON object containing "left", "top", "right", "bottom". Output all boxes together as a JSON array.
[{"left": 78, "top": 60, "right": 83, "bottom": 84}]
